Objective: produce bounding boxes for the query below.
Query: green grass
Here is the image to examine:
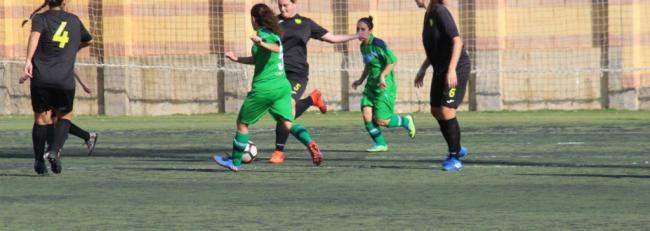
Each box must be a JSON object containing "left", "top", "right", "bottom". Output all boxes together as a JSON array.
[{"left": 1, "top": 111, "right": 649, "bottom": 230}]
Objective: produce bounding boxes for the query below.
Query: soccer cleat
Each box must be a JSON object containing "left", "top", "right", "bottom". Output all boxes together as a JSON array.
[
  {"left": 458, "top": 146, "right": 468, "bottom": 158},
  {"left": 366, "top": 143, "right": 388, "bottom": 152},
  {"left": 442, "top": 154, "right": 463, "bottom": 171},
  {"left": 310, "top": 90, "right": 327, "bottom": 114},
  {"left": 307, "top": 141, "right": 323, "bottom": 166},
  {"left": 34, "top": 159, "right": 48, "bottom": 175},
  {"left": 45, "top": 151, "right": 62, "bottom": 174},
  {"left": 268, "top": 150, "right": 285, "bottom": 164},
  {"left": 212, "top": 154, "right": 241, "bottom": 172},
  {"left": 86, "top": 132, "right": 98, "bottom": 156},
  {"left": 404, "top": 115, "right": 416, "bottom": 139}
]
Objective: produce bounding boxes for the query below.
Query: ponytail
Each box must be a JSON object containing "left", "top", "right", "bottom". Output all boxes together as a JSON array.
[
  {"left": 251, "top": 3, "right": 283, "bottom": 37},
  {"left": 21, "top": 0, "right": 65, "bottom": 27}
]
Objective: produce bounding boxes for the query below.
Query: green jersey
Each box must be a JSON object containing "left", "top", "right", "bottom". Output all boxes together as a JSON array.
[
  {"left": 252, "top": 28, "right": 288, "bottom": 90},
  {"left": 360, "top": 34, "right": 397, "bottom": 96}
]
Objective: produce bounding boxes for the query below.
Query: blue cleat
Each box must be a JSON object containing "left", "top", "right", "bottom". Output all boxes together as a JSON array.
[
  {"left": 458, "top": 146, "right": 468, "bottom": 158},
  {"left": 212, "top": 154, "right": 241, "bottom": 172},
  {"left": 442, "top": 155, "right": 463, "bottom": 171}
]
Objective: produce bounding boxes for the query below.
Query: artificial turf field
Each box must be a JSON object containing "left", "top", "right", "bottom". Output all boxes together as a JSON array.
[{"left": 1, "top": 111, "right": 649, "bottom": 230}]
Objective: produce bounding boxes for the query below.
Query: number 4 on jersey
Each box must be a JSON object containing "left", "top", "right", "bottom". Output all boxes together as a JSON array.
[{"left": 53, "top": 21, "right": 70, "bottom": 48}]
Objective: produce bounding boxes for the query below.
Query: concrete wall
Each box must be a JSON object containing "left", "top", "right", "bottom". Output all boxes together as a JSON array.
[{"left": 1, "top": 0, "right": 648, "bottom": 115}]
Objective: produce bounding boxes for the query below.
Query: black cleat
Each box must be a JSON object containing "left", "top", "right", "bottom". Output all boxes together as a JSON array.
[
  {"left": 34, "top": 159, "right": 48, "bottom": 175},
  {"left": 86, "top": 132, "right": 98, "bottom": 156},
  {"left": 45, "top": 151, "right": 62, "bottom": 174}
]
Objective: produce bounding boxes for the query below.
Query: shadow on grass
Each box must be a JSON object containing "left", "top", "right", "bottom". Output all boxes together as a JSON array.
[{"left": 516, "top": 173, "right": 650, "bottom": 179}]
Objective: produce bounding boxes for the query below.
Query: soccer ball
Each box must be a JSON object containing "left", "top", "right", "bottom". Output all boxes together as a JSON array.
[{"left": 242, "top": 141, "right": 258, "bottom": 164}]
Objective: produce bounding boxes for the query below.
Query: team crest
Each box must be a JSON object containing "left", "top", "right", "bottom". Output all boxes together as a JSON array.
[{"left": 295, "top": 18, "right": 302, "bottom": 25}]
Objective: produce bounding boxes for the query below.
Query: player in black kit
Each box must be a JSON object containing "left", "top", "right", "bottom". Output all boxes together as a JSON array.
[
  {"left": 415, "top": 0, "right": 471, "bottom": 171},
  {"left": 23, "top": 0, "right": 92, "bottom": 175},
  {"left": 269, "top": 0, "right": 367, "bottom": 164}
]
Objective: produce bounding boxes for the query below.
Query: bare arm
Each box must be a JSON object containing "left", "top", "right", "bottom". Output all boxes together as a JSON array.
[
  {"left": 225, "top": 52, "right": 255, "bottom": 65},
  {"left": 24, "top": 32, "right": 41, "bottom": 78},
  {"left": 414, "top": 58, "right": 430, "bottom": 88},
  {"left": 352, "top": 65, "right": 370, "bottom": 90},
  {"left": 320, "top": 33, "right": 360, "bottom": 44},
  {"left": 446, "top": 36, "right": 463, "bottom": 88},
  {"left": 414, "top": 0, "right": 428, "bottom": 8},
  {"left": 74, "top": 69, "right": 92, "bottom": 94}
]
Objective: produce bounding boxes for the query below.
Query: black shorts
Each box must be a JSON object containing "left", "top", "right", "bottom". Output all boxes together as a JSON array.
[
  {"left": 31, "top": 85, "right": 75, "bottom": 113},
  {"left": 430, "top": 63, "right": 471, "bottom": 108},
  {"left": 286, "top": 72, "right": 309, "bottom": 101}
]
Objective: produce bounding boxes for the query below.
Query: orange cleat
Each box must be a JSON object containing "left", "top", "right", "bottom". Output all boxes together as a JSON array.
[
  {"left": 310, "top": 90, "right": 327, "bottom": 114},
  {"left": 268, "top": 150, "right": 285, "bottom": 164},
  {"left": 307, "top": 142, "right": 323, "bottom": 166}
]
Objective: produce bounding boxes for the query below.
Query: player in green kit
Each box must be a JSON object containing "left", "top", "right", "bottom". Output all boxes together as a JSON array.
[
  {"left": 351, "top": 16, "right": 416, "bottom": 152},
  {"left": 213, "top": 3, "right": 323, "bottom": 172}
]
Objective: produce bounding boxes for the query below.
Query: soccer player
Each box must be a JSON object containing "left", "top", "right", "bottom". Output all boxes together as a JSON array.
[
  {"left": 19, "top": 69, "right": 99, "bottom": 156},
  {"left": 269, "top": 0, "right": 367, "bottom": 164},
  {"left": 23, "top": 0, "right": 92, "bottom": 175},
  {"left": 351, "top": 16, "right": 416, "bottom": 152},
  {"left": 212, "top": 3, "right": 323, "bottom": 172},
  {"left": 415, "top": 0, "right": 470, "bottom": 171}
]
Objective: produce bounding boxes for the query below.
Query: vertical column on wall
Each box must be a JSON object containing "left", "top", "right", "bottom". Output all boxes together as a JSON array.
[
  {"left": 209, "top": 0, "right": 226, "bottom": 113},
  {"left": 459, "top": 0, "right": 476, "bottom": 111},
  {"left": 103, "top": 0, "right": 133, "bottom": 115},
  {"left": 592, "top": 0, "right": 609, "bottom": 109},
  {"left": 0, "top": 1, "right": 7, "bottom": 114},
  {"left": 473, "top": 0, "right": 504, "bottom": 111},
  {"left": 89, "top": 0, "right": 105, "bottom": 114},
  {"left": 608, "top": 0, "right": 641, "bottom": 109},
  {"left": 333, "top": 0, "right": 350, "bottom": 111}
]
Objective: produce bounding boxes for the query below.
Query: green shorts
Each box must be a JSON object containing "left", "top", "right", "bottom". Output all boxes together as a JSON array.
[
  {"left": 238, "top": 85, "right": 295, "bottom": 125},
  {"left": 360, "top": 90, "right": 396, "bottom": 120}
]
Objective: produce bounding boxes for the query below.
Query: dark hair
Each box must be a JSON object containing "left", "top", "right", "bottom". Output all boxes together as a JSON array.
[
  {"left": 22, "top": 0, "right": 65, "bottom": 27},
  {"left": 251, "top": 3, "right": 283, "bottom": 37},
  {"left": 358, "top": 16, "right": 374, "bottom": 30}
]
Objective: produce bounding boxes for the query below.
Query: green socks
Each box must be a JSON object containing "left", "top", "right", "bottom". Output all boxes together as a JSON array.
[
  {"left": 387, "top": 115, "right": 408, "bottom": 129},
  {"left": 231, "top": 132, "right": 249, "bottom": 166},
  {"left": 289, "top": 124, "right": 313, "bottom": 146},
  {"left": 365, "top": 121, "right": 386, "bottom": 146}
]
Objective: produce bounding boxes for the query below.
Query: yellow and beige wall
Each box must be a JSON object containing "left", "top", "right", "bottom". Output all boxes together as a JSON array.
[{"left": 1, "top": 0, "right": 648, "bottom": 115}]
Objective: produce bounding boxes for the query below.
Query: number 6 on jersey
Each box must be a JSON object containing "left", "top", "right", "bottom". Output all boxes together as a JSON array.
[{"left": 53, "top": 21, "right": 70, "bottom": 48}]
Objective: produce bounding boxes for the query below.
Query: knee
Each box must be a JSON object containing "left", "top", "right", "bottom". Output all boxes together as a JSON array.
[
  {"left": 374, "top": 118, "right": 389, "bottom": 126},
  {"left": 34, "top": 112, "right": 52, "bottom": 125}
]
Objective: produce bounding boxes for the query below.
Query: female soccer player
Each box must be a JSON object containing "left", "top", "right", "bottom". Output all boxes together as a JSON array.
[
  {"left": 415, "top": 0, "right": 470, "bottom": 171},
  {"left": 19, "top": 69, "right": 98, "bottom": 156},
  {"left": 24, "top": 0, "right": 92, "bottom": 175},
  {"left": 351, "top": 16, "right": 416, "bottom": 152},
  {"left": 269, "top": 0, "right": 368, "bottom": 164},
  {"left": 213, "top": 3, "right": 323, "bottom": 172}
]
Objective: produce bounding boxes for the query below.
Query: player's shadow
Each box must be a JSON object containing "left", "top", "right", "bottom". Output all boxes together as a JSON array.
[
  {"left": 0, "top": 173, "right": 43, "bottom": 177},
  {"left": 463, "top": 160, "right": 650, "bottom": 170},
  {"left": 113, "top": 167, "right": 319, "bottom": 174},
  {"left": 516, "top": 173, "right": 650, "bottom": 179}
]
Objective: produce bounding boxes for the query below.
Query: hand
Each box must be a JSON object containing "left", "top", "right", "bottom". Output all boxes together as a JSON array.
[
  {"left": 414, "top": 68, "right": 426, "bottom": 88},
  {"left": 225, "top": 52, "right": 237, "bottom": 62},
  {"left": 357, "top": 31, "right": 370, "bottom": 41},
  {"left": 24, "top": 61, "right": 33, "bottom": 78},
  {"left": 352, "top": 79, "right": 364, "bottom": 90},
  {"left": 18, "top": 75, "right": 30, "bottom": 84},
  {"left": 83, "top": 85, "right": 92, "bottom": 94},
  {"left": 378, "top": 75, "right": 387, "bottom": 89},
  {"left": 414, "top": 0, "right": 426, "bottom": 8},
  {"left": 250, "top": 35, "right": 262, "bottom": 44},
  {"left": 447, "top": 70, "right": 457, "bottom": 89}
]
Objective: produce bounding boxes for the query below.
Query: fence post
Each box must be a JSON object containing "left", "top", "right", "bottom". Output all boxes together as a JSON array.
[
  {"left": 89, "top": 0, "right": 105, "bottom": 115},
  {"left": 209, "top": 0, "right": 226, "bottom": 113},
  {"left": 333, "top": 0, "right": 350, "bottom": 111}
]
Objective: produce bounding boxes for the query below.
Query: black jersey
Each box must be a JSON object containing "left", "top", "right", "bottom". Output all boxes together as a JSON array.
[
  {"left": 31, "top": 10, "right": 92, "bottom": 90},
  {"left": 278, "top": 14, "right": 328, "bottom": 77},
  {"left": 422, "top": 4, "right": 470, "bottom": 75}
]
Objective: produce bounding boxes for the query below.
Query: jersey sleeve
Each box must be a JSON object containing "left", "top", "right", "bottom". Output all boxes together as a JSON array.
[
  {"left": 30, "top": 14, "right": 45, "bottom": 33},
  {"left": 381, "top": 45, "right": 397, "bottom": 65},
  {"left": 80, "top": 20, "right": 93, "bottom": 43},
  {"left": 259, "top": 30, "right": 280, "bottom": 44},
  {"left": 309, "top": 19, "right": 329, "bottom": 39},
  {"left": 436, "top": 6, "right": 460, "bottom": 40}
]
